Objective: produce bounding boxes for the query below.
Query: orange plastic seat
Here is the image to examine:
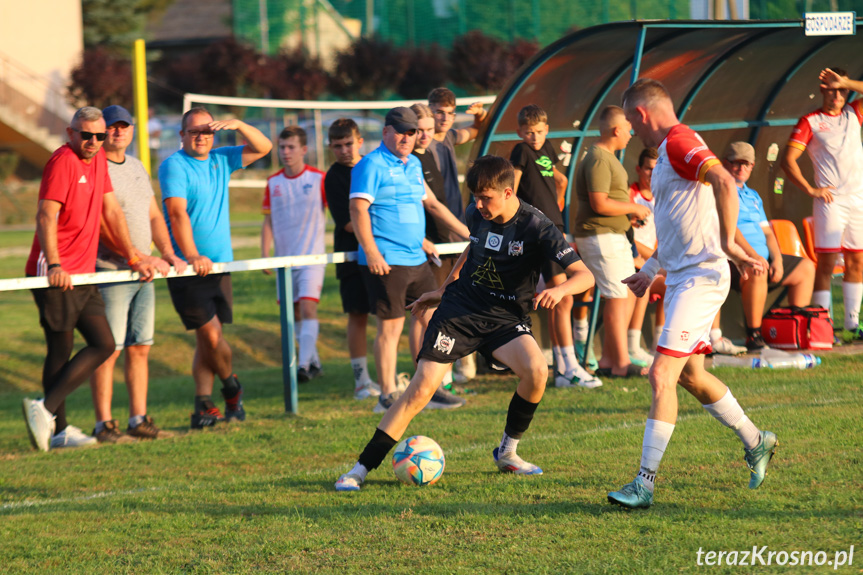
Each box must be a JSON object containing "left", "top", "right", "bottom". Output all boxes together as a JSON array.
[
  {"left": 769, "top": 219, "right": 810, "bottom": 259},
  {"left": 800, "top": 216, "right": 844, "bottom": 275}
]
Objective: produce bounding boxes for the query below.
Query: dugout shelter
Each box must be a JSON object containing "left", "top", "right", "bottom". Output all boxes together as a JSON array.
[{"left": 473, "top": 19, "right": 863, "bottom": 235}]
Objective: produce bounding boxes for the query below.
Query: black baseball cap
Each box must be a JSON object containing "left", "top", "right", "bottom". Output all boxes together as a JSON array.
[{"left": 385, "top": 107, "right": 418, "bottom": 133}]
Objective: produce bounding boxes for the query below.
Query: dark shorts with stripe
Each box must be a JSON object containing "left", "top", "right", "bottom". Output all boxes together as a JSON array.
[
  {"left": 418, "top": 300, "right": 534, "bottom": 366},
  {"left": 362, "top": 263, "right": 437, "bottom": 320},
  {"left": 31, "top": 284, "right": 106, "bottom": 332}
]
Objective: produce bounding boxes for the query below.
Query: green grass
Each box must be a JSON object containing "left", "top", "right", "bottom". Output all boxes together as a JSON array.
[{"left": 1, "top": 218, "right": 861, "bottom": 573}]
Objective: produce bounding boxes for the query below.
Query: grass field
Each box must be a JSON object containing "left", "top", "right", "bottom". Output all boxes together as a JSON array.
[{"left": 1, "top": 223, "right": 861, "bottom": 573}]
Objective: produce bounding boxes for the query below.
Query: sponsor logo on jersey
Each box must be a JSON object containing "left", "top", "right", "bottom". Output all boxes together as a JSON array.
[
  {"left": 469, "top": 235, "right": 479, "bottom": 244},
  {"left": 434, "top": 332, "right": 455, "bottom": 354},
  {"left": 471, "top": 257, "right": 505, "bottom": 290},
  {"left": 684, "top": 146, "right": 707, "bottom": 164},
  {"left": 508, "top": 241, "right": 523, "bottom": 256},
  {"left": 680, "top": 331, "right": 690, "bottom": 342},
  {"left": 303, "top": 183, "right": 314, "bottom": 195},
  {"left": 555, "top": 247, "right": 574, "bottom": 260},
  {"left": 484, "top": 232, "right": 503, "bottom": 251}
]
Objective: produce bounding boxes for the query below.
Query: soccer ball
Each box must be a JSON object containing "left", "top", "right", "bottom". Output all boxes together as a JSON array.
[{"left": 392, "top": 435, "right": 445, "bottom": 486}]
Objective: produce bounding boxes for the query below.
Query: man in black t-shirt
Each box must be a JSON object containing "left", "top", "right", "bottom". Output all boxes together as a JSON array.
[
  {"left": 335, "top": 155, "right": 595, "bottom": 491},
  {"left": 510, "top": 104, "right": 601, "bottom": 390},
  {"left": 324, "top": 119, "right": 380, "bottom": 400}
]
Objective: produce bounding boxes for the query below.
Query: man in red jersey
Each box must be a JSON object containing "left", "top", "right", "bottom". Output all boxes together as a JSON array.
[
  {"left": 22, "top": 106, "right": 162, "bottom": 452},
  {"left": 607, "top": 79, "right": 776, "bottom": 508}
]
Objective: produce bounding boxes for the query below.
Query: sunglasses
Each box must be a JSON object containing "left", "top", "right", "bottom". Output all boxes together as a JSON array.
[
  {"left": 186, "top": 129, "right": 215, "bottom": 138},
  {"left": 73, "top": 128, "right": 107, "bottom": 141}
]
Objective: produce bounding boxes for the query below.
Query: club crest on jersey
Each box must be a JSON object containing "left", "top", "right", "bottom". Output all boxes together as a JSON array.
[
  {"left": 434, "top": 332, "right": 455, "bottom": 354},
  {"left": 303, "top": 183, "right": 314, "bottom": 195},
  {"left": 555, "top": 247, "right": 574, "bottom": 260},
  {"left": 484, "top": 232, "right": 503, "bottom": 251},
  {"left": 508, "top": 241, "right": 523, "bottom": 256}
]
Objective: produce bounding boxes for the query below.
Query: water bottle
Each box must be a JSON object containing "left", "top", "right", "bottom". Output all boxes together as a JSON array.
[
  {"left": 712, "top": 355, "right": 765, "bottom": 368},
  {"left": 760, "top": 348, "right": 821, "bottom": 369}
]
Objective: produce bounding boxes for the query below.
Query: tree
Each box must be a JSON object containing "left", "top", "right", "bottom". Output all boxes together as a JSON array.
[
  {"left": 449, "top": 31, "right": 539, "bottom": 94},
  {"left": 66, "top": 47, "right": 133, "bottom": 109},
  {"left": 329, "top": 37, "right": 407, "bottom": 100},
  {"left": 248, "top": 49, "right": 329, "bottom": 101},
  {"left": 82, "top": 0, "right": 173, "bottom": 54},
  {"left": 397, "top": 44, "right": 449, "bottom": 99}
]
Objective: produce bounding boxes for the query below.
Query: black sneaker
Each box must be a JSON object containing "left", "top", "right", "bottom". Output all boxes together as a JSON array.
[
  {"left": 190, "top": 400, "right": 225, "bottom": 429},
  {"left": 222, "top": 384, "right": 246, "bottom": 422},
  {"left": 297, "top": 367, "right": 311, "bottom": 383},
  {"left": 424, "top": 386, "right": 467, "bottom": 410},
  {"left": 308, "top": 361, "right": 323, "bottom": 379},
  {"left": 746, "top": 331, "right": 766, "bottom": 352}
]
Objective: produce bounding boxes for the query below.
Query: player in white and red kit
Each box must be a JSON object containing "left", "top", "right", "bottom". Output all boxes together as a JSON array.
[
  {"left": 782, "top": 67, "right": 863, "bottom": 338},
  {"left": 607, "top": 78, "right": 776, "bottom": 509},
  {"left": 261, "top": 126, "right": 327, "bottom": 381}
]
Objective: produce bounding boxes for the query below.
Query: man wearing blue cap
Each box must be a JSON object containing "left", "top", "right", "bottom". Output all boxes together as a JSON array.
[
  {"left": 89, "top": 105, "right": 184, "bottom": 443},
  {"left": 349, "top": 106, "right": 470, "bottom": 413}
]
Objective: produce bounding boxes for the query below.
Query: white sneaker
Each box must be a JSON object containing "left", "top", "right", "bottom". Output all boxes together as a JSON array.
[
  {"left": 711, "top": 337, "right": 746, "bottom": 356},
  {"left": 396, "top": 372, "right": 411, "bottom": 392},
  {"left": 493, "top": 447, "right": 543, "bottom": 475},
  {"left": 22, "top": 398, "right": 55, "bottom": 452},
  {"left": 50, "top": 425, "right": 98, "bottom": 448},
  {"left": 353, "top": 380, "right": 381, "bottom": 400},
  {"left": 630, "top": 346, "right": 655, "bottom": 366},
  {"left": 555, "top": 366, "right": 603, "bottom": 389},
  {"left": 335, "top": 472, "right": 363, "bottom": 492}
]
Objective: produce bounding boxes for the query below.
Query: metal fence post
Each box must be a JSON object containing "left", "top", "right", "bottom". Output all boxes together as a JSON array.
[{"left": 278, "top": 266, "right": 298, "bottom": 414}]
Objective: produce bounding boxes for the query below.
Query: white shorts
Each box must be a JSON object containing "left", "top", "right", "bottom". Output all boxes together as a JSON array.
[
  {"left": 657, "top": 263, "right": 730, "bottom": 357},
  {"left": 813, "top": 194, "right": 863, "bottom": 253},
  {"left": 575, "top": 233, "right": 636, "bottom": 299},
  {"left": 276, "top": 265, "right": 325, "bottom": 303}
]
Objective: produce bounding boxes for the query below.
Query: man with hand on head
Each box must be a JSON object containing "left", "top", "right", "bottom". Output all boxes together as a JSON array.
[{"left": 160, "top": 107, "right": 272, "bottom": 429}]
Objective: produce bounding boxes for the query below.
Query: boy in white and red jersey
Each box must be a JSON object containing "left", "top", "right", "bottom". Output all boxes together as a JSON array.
[
  {"left": 781, "top": 67, "right": 863, "bottom": 339},
  {"left": 607, "top": 78, "right": 776, "bottom": 509},
  {"left": 261, "top": 126, "right": 327, "bottom": 381}
]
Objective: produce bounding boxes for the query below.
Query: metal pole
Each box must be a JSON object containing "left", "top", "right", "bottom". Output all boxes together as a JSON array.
[
  {"left": 132, "top": 39, "right": 151, "bottom": 175},
  {"left": 278, "top": 267, "right": 299, "bottom": 414}
]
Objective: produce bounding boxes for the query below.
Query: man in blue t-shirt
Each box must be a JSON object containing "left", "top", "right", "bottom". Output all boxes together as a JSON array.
[
  {"left": 160, "top": 106, "right": 271, "bottom": 429},
  {"left": 350, "top": 107, "right": 469, "bottom": 413},
  {"left": 718, "top": 142, "right": 815, "bottom": 351}
]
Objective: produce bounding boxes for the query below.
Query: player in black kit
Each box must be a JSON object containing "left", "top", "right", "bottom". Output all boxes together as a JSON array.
[{"left": 335, "top": 155, "right": 595, "bottom": 491}]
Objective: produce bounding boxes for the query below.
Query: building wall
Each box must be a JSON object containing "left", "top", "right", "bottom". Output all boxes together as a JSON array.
[{"left": 0, "top": 0, "right": 83, "bottom": 105}]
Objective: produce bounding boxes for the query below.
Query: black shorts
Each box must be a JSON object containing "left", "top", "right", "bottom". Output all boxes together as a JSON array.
[
  {"left": 339, "top": 272, "right": 371, "bottom": 315},
  {"left": 362, "top": 264, "right": 437, "bottom": 320},
  {"left": 418, "top": 301, "right": 533, "bottom": 366},
  {"left": 167, "top": 273, "right": 233, "bottom": 330},
  {"left": 730, "top": 254, "right": 803, "bottom": 292},
  {"left": 31, "top": 284, "right": 105, "bottom": 332}
]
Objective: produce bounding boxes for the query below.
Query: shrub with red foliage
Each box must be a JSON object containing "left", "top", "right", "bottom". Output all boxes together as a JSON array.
[{"left": 67, "top": 47, "right": 133, "bottom": 109}]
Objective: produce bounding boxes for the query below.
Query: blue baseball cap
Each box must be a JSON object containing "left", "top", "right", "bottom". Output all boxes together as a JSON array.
[{"left": 102, "top": 105, "right": 135, "bottom": 127}]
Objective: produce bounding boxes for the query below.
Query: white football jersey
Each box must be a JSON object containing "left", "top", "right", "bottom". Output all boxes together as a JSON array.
[{"left": 263, "top": 166, "right": 327, "bottom": 257}]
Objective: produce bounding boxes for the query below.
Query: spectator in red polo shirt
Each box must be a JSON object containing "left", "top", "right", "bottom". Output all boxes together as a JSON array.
[{"left": 22, "top": 106, "right": 163, "bottom": 452}]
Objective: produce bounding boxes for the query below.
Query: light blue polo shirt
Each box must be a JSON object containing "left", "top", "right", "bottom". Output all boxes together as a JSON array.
[
  {"left": 350, "top": 142, "right": 427, "bottom": 266},
  {"left": 736, "top": 183, "right": 770, "bottom": 261},
  {"left": 159, "top": 146, "right": 244, "bottom": 263}
]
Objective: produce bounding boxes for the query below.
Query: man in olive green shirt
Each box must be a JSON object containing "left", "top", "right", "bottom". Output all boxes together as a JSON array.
[{"left": 574, "top": 105, "right": 651, "bottom": 378}]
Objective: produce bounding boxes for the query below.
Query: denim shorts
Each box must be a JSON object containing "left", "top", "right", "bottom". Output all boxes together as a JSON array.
[{"left": 98, "top": 279, "right": 156, "bottom": 350}]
